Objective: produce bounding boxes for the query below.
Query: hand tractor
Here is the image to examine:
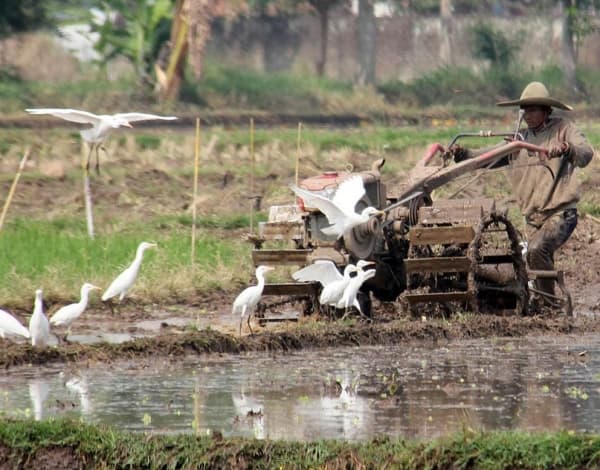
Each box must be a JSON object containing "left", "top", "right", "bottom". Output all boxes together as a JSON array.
[{"left": 248, "top": 132, "right": 573, "bottom": 322}]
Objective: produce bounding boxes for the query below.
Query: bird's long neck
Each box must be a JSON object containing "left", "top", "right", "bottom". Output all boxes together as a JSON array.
[
  {"left": 33, "top": 295, "right": 44, "bottom": 319},
  {"left": 130, "top": 248, "right": 146, "bottom": 272},
  {"left": 256, "top": 272, "right": 266, "bottom": 289},
  {"left": 79, "top": 289, "right": 90, "bottom": 307}
]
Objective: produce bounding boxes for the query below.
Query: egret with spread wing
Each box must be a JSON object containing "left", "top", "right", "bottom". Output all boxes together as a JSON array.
[
  {"left": 0, "top": 308, "right": 31, "bottom": 340},
  {"left": 290, "top": 175, "right": 384, "bottom": 239},
  {"left": 29, "top": 289, "right": 50, "bottom": 348},
  {"left": 292, "top": 260, "right": 357, "bottom": 314},
  {"left": 50, "top": 282, "right": 101, "bottom": 340},
  {"left": 232, "top": 265, "right": 274, "bottom": 336},
  {"left": 25, "top": 108, "right": 177, "bottom": 173},
  {"left": 102, "top": 242, "right": 157, "bottom": 313}
]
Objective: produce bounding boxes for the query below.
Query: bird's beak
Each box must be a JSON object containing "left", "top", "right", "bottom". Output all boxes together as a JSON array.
[
  {"left": 265, "top": 266, "right": 275, "bottom": 272},
  {"left": 376, "top": 210, "right": 385, "bottom": 217},
  {"left": 90, "top": 285, "right": 101, "bottom": 291}
]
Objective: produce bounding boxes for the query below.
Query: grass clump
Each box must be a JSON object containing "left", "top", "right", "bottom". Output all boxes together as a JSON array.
[{"left": 1, "top": 418, "right": 600, "bottom": 469}]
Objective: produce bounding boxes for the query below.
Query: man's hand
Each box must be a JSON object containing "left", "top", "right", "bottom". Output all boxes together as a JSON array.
[
  {"left": 448, "top": 144, "right": 469, "bottom": 162},
  {"left": 548, "top": 141, "right": 570, "bottom": 159}
]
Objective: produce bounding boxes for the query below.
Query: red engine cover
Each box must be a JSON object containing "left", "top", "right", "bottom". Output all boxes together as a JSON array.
[{"left": 296, "top": 171, "right": 353, "bottom": 211}]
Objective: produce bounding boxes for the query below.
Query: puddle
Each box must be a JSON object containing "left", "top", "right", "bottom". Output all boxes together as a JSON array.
[{"left": 1, "top": 334, "right": 600, "bottom": 441}]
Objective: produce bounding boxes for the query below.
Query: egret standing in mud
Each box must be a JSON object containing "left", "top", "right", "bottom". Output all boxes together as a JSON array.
[
  {"left": 29, "top": 289, "right": 50, "bottom": 348},
  {"left": 232, "top": 265, "right": 274, "bottom": 336},
  {"left": 338, "top": 263, "right": 376, "bottom": 319},
  {"left": 290, "top": 175, "right": 384, "bottom": 239},
  {"left": 25, "top": 108, "right": 177, "bottom": 173},
  {"left": 50, "top": 283, "right": 101, "bottom": 340},
  {"left": 102, "top": 242, "right": 157, "bottom": 314},
  {"left": 0, "top": 308, "right": 31, "bottom": 341}
]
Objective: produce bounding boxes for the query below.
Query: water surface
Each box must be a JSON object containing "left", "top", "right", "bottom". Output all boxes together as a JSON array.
[{"left": 1, "top": 334, "right": 599, "bottom": 441}]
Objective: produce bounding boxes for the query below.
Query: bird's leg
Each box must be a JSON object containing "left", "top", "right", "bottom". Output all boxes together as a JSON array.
[
  {"left": 247, "top": 313, "right": 254, "bottom": 336},
  {"left": 85, "top": 144, "right": 94, "bottom": 172},
  {"left": 95, "top": 145, "right": 102, "bottom": 175},
  {"left": 105, "top": 300, "right": 115, "bottom": 316},
  {"left": 239, "top": 317, "right": 243, "bottom": 337}
]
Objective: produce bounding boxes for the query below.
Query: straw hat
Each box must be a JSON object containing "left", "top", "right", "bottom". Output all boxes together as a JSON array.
[{"left": 496, "top": 81, "right": 572, "bottom": 111}]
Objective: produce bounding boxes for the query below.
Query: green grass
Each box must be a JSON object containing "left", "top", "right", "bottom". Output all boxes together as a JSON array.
[
  {"left": 0, "top": 216, "right": 252, "bottom": 307},
  {"left": 1, "top": 418, "right": 600, "bottom": 469}
]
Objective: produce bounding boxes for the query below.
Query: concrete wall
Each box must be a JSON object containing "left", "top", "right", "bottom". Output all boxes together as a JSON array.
[{"left": 207, "top": 11, "right": 600, "bottom": 82}]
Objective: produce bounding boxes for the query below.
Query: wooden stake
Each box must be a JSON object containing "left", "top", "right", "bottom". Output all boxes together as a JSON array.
[
  {"left": 191, "top": 117, "right": 201, "bottom": 264},
  {"left": 83, "top": 143, "right": 95, "bottom": 239},
  {"left": 295, "top": 122, "right": 302, "bottom": 186},
  {"left": 0, "top": 147, "right": 30, "bottom": 232},
  {"left": 250, "top": 117, "right": 255, "bottom": 234}
]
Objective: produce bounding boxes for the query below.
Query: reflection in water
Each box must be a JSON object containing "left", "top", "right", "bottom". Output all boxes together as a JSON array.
[
  {"left": 2, "top": 335, "right": 600, "bottom": 441},
  {"left": 29, "top": 379, "right": 50, "bottom": 421},
  {"left": 65, "top": 377, "right": 92, "bottom": 416}
]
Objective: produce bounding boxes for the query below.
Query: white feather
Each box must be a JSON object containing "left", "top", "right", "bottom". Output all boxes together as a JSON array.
[{"left": 0, "top": 308, "right": 31, "bottom": 339}]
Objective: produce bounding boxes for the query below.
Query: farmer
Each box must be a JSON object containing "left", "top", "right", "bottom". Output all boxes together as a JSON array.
[{"left": 452, "top": 81, "right": 594, "bottom": 304}]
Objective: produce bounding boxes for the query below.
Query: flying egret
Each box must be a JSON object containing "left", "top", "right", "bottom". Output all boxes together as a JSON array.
[
  {"left": 25, "top": 108, "right": 178, "bottom": 173},
  {"left": 102, "top": 242, "right": 157, "bottom": 313},
  {"left": 232, "top": 265, "right": 274, "bottom": 336},
  {"left": 290, "top": 175, "right": 384, "bottom": 239},
  {"left": 29, "top": 289, "right": 50, "bottom": 348},
  {"left": 337, "top": 265, "right": 377, "bottom": 319},
  {"left": 50, "top": 283, "right": 101, "bottom": 340},
  {"left": 0, "top": 308, "right": 31, "bottom": 340},
  {"left": 292, "top": 260, "right": 358, "bottom": 316}
]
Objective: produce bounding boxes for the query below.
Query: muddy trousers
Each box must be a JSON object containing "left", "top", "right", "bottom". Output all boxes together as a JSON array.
[{"left": 526, "top": 208, "right": 578, "bottom": 297}]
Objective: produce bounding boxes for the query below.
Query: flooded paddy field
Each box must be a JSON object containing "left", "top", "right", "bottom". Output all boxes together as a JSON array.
[{"left": 2, "top": 334, "right": 599, "bottom": 441}]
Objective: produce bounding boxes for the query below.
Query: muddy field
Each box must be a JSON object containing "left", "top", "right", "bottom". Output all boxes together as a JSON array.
[{"left": 1, "top": 125, "right": 600, "bottom": 369}]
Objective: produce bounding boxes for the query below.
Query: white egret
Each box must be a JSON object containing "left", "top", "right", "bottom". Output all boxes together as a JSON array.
[
  {"left": 102, "top": 242, "right": 157, "bottom": 312},
  {"left": 50, "top": 283, "right": 101, "bottom": 340},
  {"left": 337, "top": 266, "right": 377, "bottom": 318},
  {"left": 0, "top": 308, "right": 31, "bottom": 340},
  {"left": 232, "top": 265, "right": 274, "bottom": 336},
  {"left": 292, "top": 260, "right": 358, "bottom": 315},
  {"left": 29, "top": 289, "right": 50, "bottom": 348},
  {"left": 25, "top": 108, "right": 177, "bottom": 173},
  {"left": 290, "top": 175, "right": 384, "bottom": 239}
]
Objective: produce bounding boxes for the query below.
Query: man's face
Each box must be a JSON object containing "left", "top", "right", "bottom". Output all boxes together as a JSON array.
[{"left": 521, "top": 105, "right": 550, "bottom": 129}]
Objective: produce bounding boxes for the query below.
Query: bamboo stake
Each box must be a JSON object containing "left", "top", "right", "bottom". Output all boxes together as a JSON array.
[
  {"left": 249, "top": 117, "right": 255, "bottom": 234},
  {"left": 295, "top": 122, "right": 302, "bottom": 186},
  {"left": 0, "top": 147, "right": 30, "bottom": 232},
  {"left": 191, "top": 117, "right": 201, "bottom": 264},
  {"left": 83, "top": 143, "right": 95, "bottom": 239}
]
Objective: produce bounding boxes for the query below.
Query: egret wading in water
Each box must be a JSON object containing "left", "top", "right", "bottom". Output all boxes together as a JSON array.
[
  {"left": 25, "top": 108, "right": 178, "bottom": 173},
  {"left": 29, "top": 289, "right": 50, "bottom": 348},
  {"left": 102, "top": 242, "right": 157, "bottom": 314},
  {"left": 292, "top": 260, "right": 358, "bottom": 316},
  {"left": 0, "top": 308, "right": 31, "bottom": 341},
  {"left": 232, "top": 265, "right": 274, "bottom": 336},
  {"left": 290, "top": 175, "right": 384, "bottom": 239},
  {"left": 50, "top": 283, "right": 101, "bottom": 340}
]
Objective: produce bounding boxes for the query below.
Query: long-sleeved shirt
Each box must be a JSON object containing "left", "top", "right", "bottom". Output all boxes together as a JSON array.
[{"left": 507, "top": 116, "right": 593, "bottom": 224}]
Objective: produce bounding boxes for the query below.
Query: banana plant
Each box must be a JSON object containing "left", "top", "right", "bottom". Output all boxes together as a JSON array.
[{"left": 92, "top": 0, "right": 174, "bottom": 87}]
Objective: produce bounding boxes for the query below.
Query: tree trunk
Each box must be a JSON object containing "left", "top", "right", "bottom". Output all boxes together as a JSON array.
[
  {"left": 184, "top": 0, "right": 212, "bottom": 80},
  {"left": 356, "top": 0, "right": 376, "bottom": 85},
  {"left": 316, "top": 7, "right": 329, "bottom": 76},
  {"left": 439, "top": 0, "right": 453, "bottom": 64},
  {"left": 560, "top": 0, "right": 579, "bottom": 97}
]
